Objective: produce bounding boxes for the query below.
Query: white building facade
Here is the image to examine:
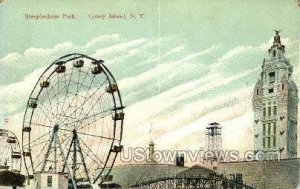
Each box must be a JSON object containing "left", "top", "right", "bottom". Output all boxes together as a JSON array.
[{"left": 253, "top": 31, "right": 298, "bottom": 160}]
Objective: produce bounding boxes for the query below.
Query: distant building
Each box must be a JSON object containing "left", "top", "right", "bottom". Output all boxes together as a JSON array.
[
  {"left": 252, "top": 31, "right": 299, "bottom": 160},
  {"left": 146, "top": 140, "right": 156, "bottom": 163}
]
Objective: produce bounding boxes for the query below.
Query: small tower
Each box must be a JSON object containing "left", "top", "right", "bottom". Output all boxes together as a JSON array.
[
  {"left": 205, "top": 122, "right": 222, "bottom": 161},
  {"left": 253, "top": 31, "right": 298, "bottom": 160},
  {"left": 147, "top": 140, "right": 156, "bottom": 163}
]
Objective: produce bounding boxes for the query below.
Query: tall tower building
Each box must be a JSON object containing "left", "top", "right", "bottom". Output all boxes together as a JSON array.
[
  {"left": 205, "top": 122, "right": 222, "bottom": 161},
  {"left": 253, "top": 31, "right": 298, "bottom": 159}
]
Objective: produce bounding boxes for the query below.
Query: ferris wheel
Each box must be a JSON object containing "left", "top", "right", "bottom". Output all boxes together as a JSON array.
[
  {"left": 0, "top": 129, "right": 22, "bottom": 173},
  {"left": 22, "top": 53, "right": 124, "bottom": 188}
]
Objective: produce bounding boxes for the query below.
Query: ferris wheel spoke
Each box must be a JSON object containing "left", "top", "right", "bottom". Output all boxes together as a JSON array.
[
  {"left": 56, "top": 69, "right": 61, "bottom": 121},
  {"left": 62, "top": 76, "right": 107, "bottom": 122},
  {"left": 23, "top": 127, "right": 52, "bottom": 147},
  {"left": 30, "top": 122, "right": 53, "bottom": 129},
  {"left": 71, "top": 90, "right": 109, "bottom": 129},
  {"left": 59, "top": 127, "right": 114, "bottom": 141},
  {"left": 35, "top": 99, "right": 56, "bottom": 122},
  {"left": 31, "top": 140, "right": 50, "bottom": 163},
  {"left": 59, "top": 78, "right": 108, "bottom": 128},
  {"left": 64, "top": 107, "right": 112, "bottom": 131},
  {"left": 34, "top": 103, "right": 56, "bottom": 124},
  {"left": 39, "top": 75, "right": 62, "bottom": 120},
  {"left": 76, "top": 116, "right": 110, "bottom": 135},
  {"left": 41, "top": 71, "right": 74, "bottom": 120},
  {"left": 76, "top": 131, "right": 114, "bottom": 141},
  {"left": 76, "top": 70, "right": 90, "bottom": 100},
  {"left": 83, "top": 151, "right": 103, "bottom": 175},
  {"left": 28, "top": 140, "right": 49, "bottom": 172},
  {"left": 72, "top": 71, "right": 98, "bottom": 128},
  {"left": 60, "top": 136, "right": 73, "bottom": 152},
  {"left": 58, "top": 130, "right": 74, "bottom": 146},
  {"left": 33, "top": 159, "right": 44, "bottom": 173},
  {"left": 78, "top": 137, "right": 105, "bottom": 167},
  {"left": 73, "top": 69, "right": 81, "bottom": 131},
  {"left": 30, "top": 139, "right": 51, "bottom": 149},
  {"left": 57, "top": 66, "right": 75, "bottom": 123},
  {"left": 56, "top": 71, "right": 93, "bottom": 128},
  {"left": 74, "top": 88, "right": 108, "bottom": 129},
  {"left": 80, "top": 95, "right": 112, "bottom": 127},
  {"left": 57, "top": 113, "right": 78, "bottom": 122}
]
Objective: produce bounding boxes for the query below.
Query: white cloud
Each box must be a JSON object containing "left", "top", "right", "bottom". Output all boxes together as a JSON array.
[
  {"left": 91, "top": 38, "right": 148, "bottom": 59},
  {"left": 210, "top": 46, "right": 254, "bottom": 71},
  {"left": 83, "top": 34, "right": 121, "bottom": 49},
  {"left": 182, "top": 45, "right": 219, "bottom": 62},
  {"left": 118, "top": 45, "right": 218, "bottom": 92},
  {"left": 160, "top": 46, "right": 184, "bottom": 59}
]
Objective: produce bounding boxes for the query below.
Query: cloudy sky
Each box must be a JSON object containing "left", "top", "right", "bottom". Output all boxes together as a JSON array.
[{"left": 0, "top": 0, "right": 299, "bottom": 166}]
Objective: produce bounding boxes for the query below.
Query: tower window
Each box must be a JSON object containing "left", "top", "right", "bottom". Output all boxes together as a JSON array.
[
  {"left": 263, "top": 124, "right": 266, "bottom": 136},
  {"left": 268, "top": 137, "right": 271, "bottom": 148},
  {"left": 263, "top": 138, "right": 266, "bottom": 148},
  {"left": 269, "top": 72, "right": 275, "bottom": 83},
  {"left": 268, "top": 107, "right": 271, "bottom": 117},
  {"left": 273, "top": 122, "right": 276, "bottom": 135},
  {"left": 273, "top": 136, "right": 276, "bottom": 147},
  {"left": 268, "top": 123, "right": 271, "bottom": 135},
  {"left": 268, "top": 88, "right": 274, "bottom": 93},
  {"left": 47, "top": 176, "right": 52, "bottom": 187},
  {"left": 282, "top": 84, "right": 284, "bottom": 90},
  {"left": 256, "top": 89, "right": 259, "bottom": 95},
  {"left": 263, "top": 107, "right": 266, "bottom": 117},
  {"left": 273, "top": 106, "right": 277, "bottom": 116}
]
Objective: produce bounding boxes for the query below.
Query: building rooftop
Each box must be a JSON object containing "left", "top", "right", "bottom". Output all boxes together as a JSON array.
[
  {"left": 103, "top": 163, "right": 215, "bottom": 187},
  {"left": 104, "top": 163, "right": 186, "bottom": 187}
]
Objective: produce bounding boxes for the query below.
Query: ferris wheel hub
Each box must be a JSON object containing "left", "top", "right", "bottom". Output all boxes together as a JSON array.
[{"left": 53, "top": 124, "right": 59, "bottom": 132}]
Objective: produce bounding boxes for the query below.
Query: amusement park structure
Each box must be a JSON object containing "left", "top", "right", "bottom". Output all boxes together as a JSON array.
[
  {"left": 0, "top": 129, "right": 25, "bottom": 188},
  {"left": 21, "top": 53, "right": 124, "bottom": 189},
  {"left": 0, "top": 129, "right": 22, "bottom": 173}
]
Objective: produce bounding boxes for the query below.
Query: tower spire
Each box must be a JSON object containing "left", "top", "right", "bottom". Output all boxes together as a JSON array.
[
  {"left": 268, "top": 30, "right": 285, "bottom": 57},
  {"left": 273, "top": 30, "right": 281, "bottom": 46}
]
